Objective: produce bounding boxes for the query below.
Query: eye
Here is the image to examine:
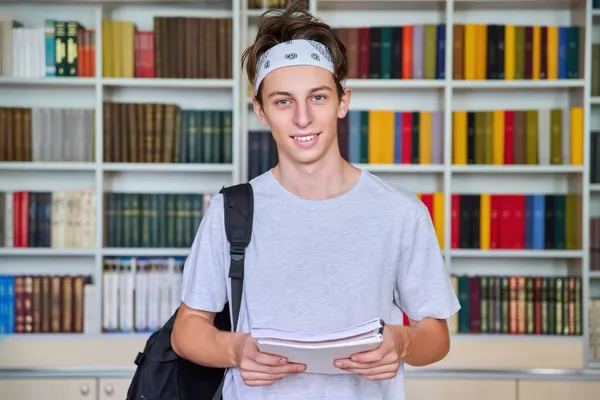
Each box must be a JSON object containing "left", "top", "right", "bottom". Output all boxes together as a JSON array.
[
  {"left": 275, "top": 99, "right": 290, "bottom": 106},
  {"left": 312, "top": 94, "right": 326, "bottom": 102}
]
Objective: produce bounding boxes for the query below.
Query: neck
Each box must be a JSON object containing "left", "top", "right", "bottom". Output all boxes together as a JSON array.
[{"left": 272, "top": 149, "right": 360, "bottom": 201}]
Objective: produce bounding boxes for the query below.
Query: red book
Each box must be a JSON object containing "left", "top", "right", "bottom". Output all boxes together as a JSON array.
[
  {"left": 420, "top": 193, "right": 434, "bottom": 221},
  {"left": 401, "top": 25, "right": 413, "bottom": 79},
  {"left": 498, "top": 195, "right": 511, "bottom": 249},
  {"left": 358, "top": 28, "right": 370, "bottom": 79},
  {"left": 20, "top": 191, "right": 29, "bottom": 247},
  {"left": 401, "top": 112, "right": 413, "bottom": 164},
  {"left": 451, "top": 194, "right": 460, "bottom": 248},
  {"left": 489, "top": 194, "right": 500, "bottom": 249},
  {"left": 512, "top": 194, "right": 525, "bottom": 249}
]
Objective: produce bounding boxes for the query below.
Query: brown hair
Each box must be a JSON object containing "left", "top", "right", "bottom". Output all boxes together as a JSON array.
[{"left": 240, "top": 0, "right": 348, "bottom": 104}]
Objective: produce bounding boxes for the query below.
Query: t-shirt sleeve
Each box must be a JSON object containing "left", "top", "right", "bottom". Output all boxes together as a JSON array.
[
  {"left": 180, "top": 194, "right": 228, "bottom": 312},
  {"left": 395, "top": 201, "right": 461, "bottom": 322}
]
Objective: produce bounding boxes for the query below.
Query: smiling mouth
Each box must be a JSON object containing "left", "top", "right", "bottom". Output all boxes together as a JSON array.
[{"left": 291, "top": 133, "right": 321, "bottom": 142}]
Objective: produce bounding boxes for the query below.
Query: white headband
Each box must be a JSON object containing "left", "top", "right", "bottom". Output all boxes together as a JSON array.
[{"left": 253, "top": 39, "right": 343, "bottom": 95}]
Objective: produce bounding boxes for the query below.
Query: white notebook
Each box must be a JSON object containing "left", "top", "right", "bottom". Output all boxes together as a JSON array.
[{"left": 251, "top": 318, "right": 385, "bottom": 374}]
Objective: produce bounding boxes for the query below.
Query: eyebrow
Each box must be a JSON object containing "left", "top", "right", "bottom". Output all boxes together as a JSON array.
[{"left": 267, "top": 85, "right": 333, "bottom": 98}]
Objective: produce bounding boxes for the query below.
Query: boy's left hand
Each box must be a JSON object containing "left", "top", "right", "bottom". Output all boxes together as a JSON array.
[{"left": 333, "top": 325, "right": 407, "bottom": 381}]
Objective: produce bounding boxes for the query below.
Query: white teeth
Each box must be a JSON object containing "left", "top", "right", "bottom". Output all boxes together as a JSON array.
[{"left": 294, "top": 135, "right": 316, "bottom": 142}]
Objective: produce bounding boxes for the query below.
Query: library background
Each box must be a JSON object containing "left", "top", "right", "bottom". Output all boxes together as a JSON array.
[{"left": 1, "top": 0, "right": 600, "bottom": 398}]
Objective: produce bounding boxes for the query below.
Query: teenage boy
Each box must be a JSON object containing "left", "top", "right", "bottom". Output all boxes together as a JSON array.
[{"left": 171, "top": 3, "right": 461, "bottom": 400}]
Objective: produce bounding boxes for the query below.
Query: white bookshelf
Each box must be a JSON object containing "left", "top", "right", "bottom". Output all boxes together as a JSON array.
[
  {"left": 0, "top": 0, "right": 596, "bottom": 373},
  {"left": 241, "top": 0, "right": 598, "bottom": 370}
]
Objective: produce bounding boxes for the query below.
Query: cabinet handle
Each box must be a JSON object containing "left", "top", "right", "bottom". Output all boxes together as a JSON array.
[
  {"left": 80, "top": 385, "right": 90, "bottom": 396},
  {"left": 104, "top": 385, "right": 114, "bottom": 396}
]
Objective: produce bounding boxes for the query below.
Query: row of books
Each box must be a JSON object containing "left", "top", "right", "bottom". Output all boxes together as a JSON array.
[
  {"left": 333, "top": 23, "right": 583, "bottom": 81},
  {"left": 102, "top": 16, "right": 232, "bottom": 79},
  {"left": 2, "top": 269, "right": 595, "bottom": 337},
  {"left": 104, "top": 192, "right": 212, "bottom": 249},
  {"left": 0, "top": 19, "right": 95, "bottom": 78},
  {"left": 247, "top": 0, "right": 305, "bottom": 9},
  {"left": 248, "top": 130, "right": 278, "bottom": 180},
  {"left": 450, "top": 275, "right": 583, "bottom": 336},
  {"left": 0, "top": 274, "right": 92, "bottom": 334},
  {"left": 338, "top": 110, "right": 444, "bottom": 165},
  {"left": 0, "top": 189, "right": 96, "bottom": 249},
  {"left": 589, "top": 217, "right": 600, "bottom": 272},
  {"left": 103, "top": 256, "right": 183, "bottom": 333},
  {"left": 1, "top": 17, "right": 589, "bottom": 83},
  {"left": 334, "top": 24, "right": 445, "bottom": 80},
  {"left": 103, "top": 102, "right": 233, "bottom": 164},
  {"left": 454, "top": 24, "right": 582, "bottom": 81},
  {"left": 0, "top": 107, "right": 95, "bottom": 163},
  {"left": 447, "top": 193, "right": 581, "bottom": 251},
  {"left": 452, "top": 108, "right": 584, "bottom": 166},
  {"left": 0, "top": 188, "right": 588, "bottom": 253}
]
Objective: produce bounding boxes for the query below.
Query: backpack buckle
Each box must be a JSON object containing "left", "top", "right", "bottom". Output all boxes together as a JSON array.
[{"left": 229, "top": 243, "right": 245, "bottom": 280}]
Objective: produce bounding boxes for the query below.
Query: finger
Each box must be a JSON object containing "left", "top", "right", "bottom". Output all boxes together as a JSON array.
[
  {"left": 243, "top": 379, "right": 279, "bottom": 386},
  {"left": 254, "top": 352, "right": 290, "bottom": 366},
  {"left": 335, "top": 352, "right": 398, "bottom": 370},
  {"left": 349, "top": 347, "right": 388, "bottom": 364},
  {"left": 241, "top": 370, "right": 295, "bottom": 381},
  {"left": 242, "top": 358, "right": 306, "bottom": 374}
]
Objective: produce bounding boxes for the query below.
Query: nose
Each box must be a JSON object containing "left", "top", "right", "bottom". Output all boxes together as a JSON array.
[{"left": 292, "top": 101, "right": 312, "bottom": 129}]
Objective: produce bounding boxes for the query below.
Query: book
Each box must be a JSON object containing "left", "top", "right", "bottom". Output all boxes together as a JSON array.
[{"left": 251, "top": 318, "right": 385, "bottom": 374}]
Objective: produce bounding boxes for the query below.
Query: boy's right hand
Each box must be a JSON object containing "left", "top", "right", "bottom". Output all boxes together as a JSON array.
[{"left": 234, "top": 333, "right": 306, "bottom": 387}]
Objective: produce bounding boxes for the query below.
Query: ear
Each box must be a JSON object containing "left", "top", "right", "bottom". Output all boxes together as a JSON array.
[
  {"left": 337, "top": 87, "right": 352, "bottom": 119},
  {"left": 252, "top": 96, "right": 270, "bottom": 127}
]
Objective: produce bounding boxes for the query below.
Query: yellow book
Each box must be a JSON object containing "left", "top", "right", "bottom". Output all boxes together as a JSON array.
[
  {"left": 113, "top": 21, "right": 122, "bottom": 77},
  {"left": 123, "top": 22, "right": 136, "bottom": 78},
  {"left": 102, "top": 20, "right": 113, "bottom": 77},
  {"left": 492, "top": 110, "right": 504, "bottom": 164},
  {"left": 419, "top": 111, "right": 432, "bottom": 164},
  {"left": 480, "top": 193, "right": 491, "bottom": 250},
  {"left": 368, "top": 110, "right": 395, "bottom": 164},
  {"left": 570, "top": 107, "right": 583, "bottom": 165},
  {"left": 504, "top": 25, "right": 515, "bottom": 80},
  {"left": 547, "top": 26, "right": 558, "bottom": 79},
  {"left": 464, "top": 24, "right": 477, "bottom": 80},
  {"left": 476, "top": 24, "right": 487, "bottom": 80},
  {"left": 532, "top": 26, "right": 541, "bottom": 79},
  {"left": 433, "top": 192, "right": 444, "bottom": 249},
  {"left": 367, "top": 111, "right": 382, "bottom": 164},
  {"left": 452, "top": 111, "right": 467, "bottom": 164}
]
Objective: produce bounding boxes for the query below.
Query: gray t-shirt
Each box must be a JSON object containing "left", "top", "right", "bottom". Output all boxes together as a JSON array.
[{"left": 181, "top": 168, "right": 461, "bottom": 400}]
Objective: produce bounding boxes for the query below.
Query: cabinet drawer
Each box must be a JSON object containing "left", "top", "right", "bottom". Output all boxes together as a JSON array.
[
  {"left": 405, "top": 378, "right": 517, "bottom": 400},
  {"left": 0, "top": 378, "right": 96, "bottom": 400},
  {"left": 98, "top": 378, "right": 133, "bottom": 400},
  {"left": 518, "top": 380, "right": 600, "bottom": 400}
]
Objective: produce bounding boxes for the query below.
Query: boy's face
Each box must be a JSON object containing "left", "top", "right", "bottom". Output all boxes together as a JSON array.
[{"left": 253, "top": 65, "right": 351, "bottom": 168}]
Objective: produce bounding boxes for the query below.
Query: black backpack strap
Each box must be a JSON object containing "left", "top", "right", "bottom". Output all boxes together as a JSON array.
[
  {"left": 220, "top": 182, "right": 253, "bottom": 332},
  {"left": 212, "top": 183, "right": 253, "bottom": 400}
]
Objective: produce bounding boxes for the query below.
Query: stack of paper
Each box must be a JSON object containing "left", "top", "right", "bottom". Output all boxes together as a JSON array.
[{"left": 251, "top": 318, "right": 385, "bottom": 374}]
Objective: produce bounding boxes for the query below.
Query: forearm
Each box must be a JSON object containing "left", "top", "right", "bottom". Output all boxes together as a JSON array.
[
  {"left": 394, "top": 318, "right": 451, "bottom": 367},
  {"left": 171, "top": 314, "right": 245, "bottom": 368}
]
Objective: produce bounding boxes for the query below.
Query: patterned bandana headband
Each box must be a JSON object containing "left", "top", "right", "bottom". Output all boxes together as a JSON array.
[{"left": 253, "top": 39, "right": 344, "bottom": 95}]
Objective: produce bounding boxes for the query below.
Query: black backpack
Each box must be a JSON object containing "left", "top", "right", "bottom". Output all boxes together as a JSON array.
[{"left": 126, "top": 182, "right": 253, "bottom": 400}]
